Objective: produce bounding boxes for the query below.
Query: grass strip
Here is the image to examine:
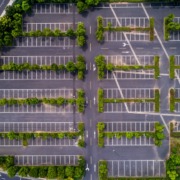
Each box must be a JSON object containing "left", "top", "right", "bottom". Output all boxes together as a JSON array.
[
  {"left": 149, "top": 17, "right": 155, "bottom": 41},
  {"left": 154, "top": 89, "right": 160, "bottom": 112},
  {"left": 170, "top": 88, "right": 175, "bottom": 112},
  {"left": 169, "top": 55, "right": 175, "bottom": 79},
  {"left": 154, "top": 56, "right": 160, "bottom": 79},
  {"left": 98, "top": 88, "right": 104, "bottom": 113}
]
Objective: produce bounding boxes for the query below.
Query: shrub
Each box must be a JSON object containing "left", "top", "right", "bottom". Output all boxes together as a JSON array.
[
  {"left": 98, "top": 161, "right": 108, "bottom": 180},
  {"left": 98, "top": 88, "right": 104, "bottom": 112},
  {"left": 95, "top": 55, "right": 106, "bottom": 79},
  {"left": 47, "top": 166, "right": 57, "bottom": 179},
  {"left": 170, "top": 55, "right": 175, "bottom": 79}
]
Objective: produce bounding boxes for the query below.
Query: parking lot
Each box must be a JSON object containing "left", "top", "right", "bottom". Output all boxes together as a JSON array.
[
  {"left": 0, "top": 122, "right": 74, "bottom": 132},
  {"left": 0, "top": 56, "right": 73, "bottom": 80},
  {"left": 107, "top": 160, "right": 166, "bottom": 177},
  {"left": 0, "top": 89, "right": 74, "bottom": 113},
  {"left": 15, "top": 155, "right": 79, "bottom": 166},
  {"left": 105, "top": 55, "right": 155, "bottom": 79}
]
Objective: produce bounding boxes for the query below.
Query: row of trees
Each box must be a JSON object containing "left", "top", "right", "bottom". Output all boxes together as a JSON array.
[
  {"left": 0, "top": 55, "right": 86, "bottom": 79},
  {"left": 0, "top": 97, "right": 74, "bottom": 106},
  {"left": 0, "top": 156, "right": 85, "bottom": 179}
]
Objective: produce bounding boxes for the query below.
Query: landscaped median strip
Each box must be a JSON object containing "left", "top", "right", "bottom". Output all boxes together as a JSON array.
[
  {"left": 0, "top": 155, "right": 85, "bottom": 179},
  {"left": 97, "top": 88, "right": 160, "bottom": 113},
  {"left": 0, "top": 89, "right": 85, "bottom": 113},
  {"left": 0, "top": 55, "right": 86, "bottom": 80},
  {"left": 169, "top": 88, "right": 177, "bottom": 112},
  {"left": 97, "top": 122, "right": 165, "bottom": 147},
  {"left": 96, "top": 16, "right": 155, "bottom": 42},
  {"left": 0, "top": 122, "right": 85, "bottom": 147},
  {"left": 95, "top": 55, "right": 160, "bottom": 80}
]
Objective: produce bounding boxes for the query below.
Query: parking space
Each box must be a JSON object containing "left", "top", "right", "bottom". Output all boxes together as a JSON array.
[
  {"left": 107, "top": 160, "right": 166, "bottom": 177},
  {"left": 0, "top": 138, "right": 76, "bottom": 147},
  {"left": 0, "top": 122, "right": 74, "bottom": 132},
  {"left": 104, "top": 136, "right": 154, "bottom": 146},
  {"left": 106, "top": 70, "right": 154, "bottom": 79},
  {"left": 103, "top": 17, "right": 149, "bottom": 28},
  {"left": 0, "top": 89, "right": 74, "bottom": 113},
  {"left": 104, "top": 122, "right": 155, "bottom": 146},
  {"left": 104, "top": 122, "right": 155, "bottom": 132},
  {"left": 0, "top": 56, "right": 73, "bottom": 80},
  {"left": 169, "top": 17, "right": 180, "bottom": 41},
  {"left": 15, "top": 155, "right": 79, "bottom": 166},
  {"left": 103, "top": 17, "right": 149, "bottom": 41},
  {"left": 23, "top": 23, "right": 74, "bottom": 32},
  {"left": 12, "top": 37, "right": 74, "bottom": 47},
  {"left": 105, "top": 55, "right": 154, "bottom": 65},
  {"left": 105, "top": 55, "right": 154, "bottom": 79},
  {"left": 32, "top": 4, "right": 74, "bottom": 14},
  {"left": 104, "top": 88, "right": 155, "bottom": 99},
  {"left": 104, "top": 88, "right": 155, "bottom": 113}
]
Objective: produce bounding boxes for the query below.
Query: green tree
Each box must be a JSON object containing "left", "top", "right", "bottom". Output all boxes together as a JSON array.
[
  {"left": 74, "top": 166, "right": 84, "bottom": 179},
  {"left": 22, "top": 1, "right": 31, "bottom": 12},
  {"left": 18, "top": 167, "right": 30, "bottom": 177},
  {"left": 47, "top": 166, "right": 57, "bottom": 179},
  {"left": 85, "top": 0, "right": 100, "bottom": 6},
  {"left": 77, "top": 1, "right": 88, "bottom": 13},
  {"left": 65, "top": 166, "right": 74, "bottom": 178},
  {"left": 78, "top": 139, "right": 85, "bottom": 148},
  {"left": 57, "top": 166, "right": 65, "bottom": 179},
  {"left": 38, "top": 167, "right": 48, "bottom": 178},
  {"left": 66, "top": 61, "right": 77, "bottom": 73},
  {"left": 28, "top": 167, "right": 39, "bottom": 178},
  {"left": 7, "top": 131, "right": 17, "bottom": 140},
  {"left": 7, "top": 166, "right": 20, "bottom": 178},
  {"left": 66, "top": 28, "right": 76, "bottom": 37}
]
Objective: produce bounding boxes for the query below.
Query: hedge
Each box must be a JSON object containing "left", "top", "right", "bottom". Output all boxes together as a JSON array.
[
  {"left": 76, "top": 89, "right": 85, "bottom": 113},
  {"left": 170, "top": 89, "right": 175, "bottom": 112},
  {"left": 169, "top": 55, "right": 175, "bottom": 79},
  {"left": 0, "top": 155, "right": 85, "bottom": 179},
  {"left": 98, "top": 160, "right": 108, "bottom": 180},
  {"left": 0, "top": 55, "right": 86, "bottom": 80},
  {"left": 149, "top": 17, "right": 155, "bottom": 41},
  {"left": 154, "top": 89, "right": 160, "bottom": 112},
  {"left": 98, "top": 88, "right": 104, "bottom": 113},
  {"left": 154, "top": 56, "right": 160, "bottom": 79}
]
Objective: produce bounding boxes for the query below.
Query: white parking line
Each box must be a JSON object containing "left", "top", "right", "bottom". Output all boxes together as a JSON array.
[
  {"left": 24, "top": 23, "right": 74, "bottom": 32},
  {"left": 107, "top": 160, "right": 166, "bottom": 177},
  {"left": 15, "top": 155, "right": 78, "bottom": 166}
]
